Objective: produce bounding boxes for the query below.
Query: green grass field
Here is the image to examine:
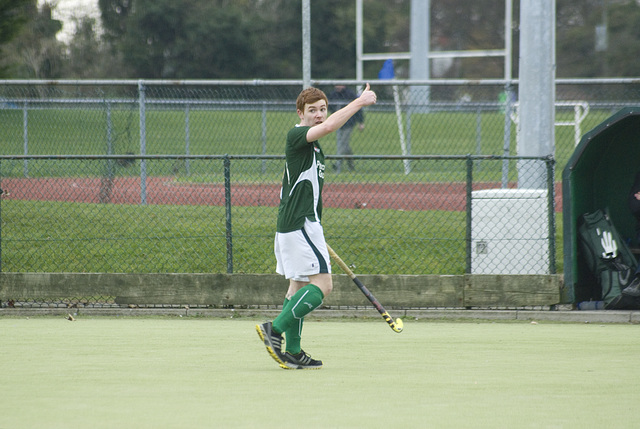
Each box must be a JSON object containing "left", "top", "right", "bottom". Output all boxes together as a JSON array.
[
  {"left": 0, "top": 106, "right": 617, "bottom": 175},
  {"left": 2, "top": 317, "right": 637, "bottom": 429},
  {"left": 1, "top": 198, "right": 562, "bottom": 275}
]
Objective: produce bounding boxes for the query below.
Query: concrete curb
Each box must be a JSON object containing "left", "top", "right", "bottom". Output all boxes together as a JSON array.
[{"left": 2, "top": 307, "right": 640, "bottom": 324}]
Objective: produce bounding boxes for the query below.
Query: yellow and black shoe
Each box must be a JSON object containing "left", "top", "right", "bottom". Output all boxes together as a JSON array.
[
  {"left": 280, "top": 350, "right": 323, "bottom": 370},
  {"left": 256, "top": 322, "right": 286, "bottom": 366}
]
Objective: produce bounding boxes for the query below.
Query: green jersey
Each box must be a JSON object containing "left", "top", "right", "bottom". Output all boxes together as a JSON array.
[{"left": 276, "top": 125, "right": 326, "bottom": 233}]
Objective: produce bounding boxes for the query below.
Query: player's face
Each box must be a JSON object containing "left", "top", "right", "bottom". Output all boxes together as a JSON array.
[{"left": 298, "top": 100, "right": 327, "bottom": 127}]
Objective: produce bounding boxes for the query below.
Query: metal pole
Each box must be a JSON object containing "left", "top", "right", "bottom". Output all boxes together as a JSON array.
[
  {"left": 106, "top": 102, "right": 113, "bottom": 157},
  {"left": 23, "top": 102, "right": 28, "bottom": 177},
  {"left": 504, "top": 0, "right": 513, "bottom": 81},
  {"left": 502, "top": 0, "right": 514, "bottom": 190},
  {"left": 302, "top": 0, "right": 311, "bottom": 88},
  {"left": 502, "top": 84, "right": 513, "bottom": 188},
  {"left": 517, "top": 0, "right": 556, "bottom": 189},
  {"left": 0, "top": 161, "right": 2, "bottom": 272},
  {"left": 502, "top": 0, "right": 514, "bottom": 187},
  {"left": 546, "top": 156, "right": 556, "bottom": 274},
  {"left": 185, "top": 103, "right": 191, "bottom": 176},
  {"left": 465, "top": 155, "right": 474, "bottom": 274},
  {"left": 101, "top": 101, "right": 114, "bottom": 204},
  {"left": 224, "top": 155, "right": 233, "bottom": 274},
  {"left": 409, "top": 0, "right": 430, "bottom": 163},
  {"left": 356, "top": 0, "right": 363, "bottom": 81},
  {"left": 393, "top": 85, "right": 410, "bottom": 175},
  {"left": 261, "top": 102, "right": 267, "bottom": 174},
  {"left": 410, "top": 0, "right": 430, "bottom": 110},
  {"left": 138, "top": 80, "right": 148, "bottom": 205},
  {"left": 475, "top": 107, "right": 482, "bottom": 156}
]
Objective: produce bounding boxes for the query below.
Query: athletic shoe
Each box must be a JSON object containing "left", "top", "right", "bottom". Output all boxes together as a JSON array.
[
  {"left": 280, "top": 350, "right": 323, "bottom": 370},
  {"left": 256, "top": 322, "right": 285, "bottom": 365},
  {"left": 623, "top": 276, "right": 640, "bottom": 297}
]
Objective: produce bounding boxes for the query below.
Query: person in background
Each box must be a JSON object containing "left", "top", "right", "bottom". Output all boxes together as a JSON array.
[{"left": 328, "top": 85, "right": 365, "bottom": 173}]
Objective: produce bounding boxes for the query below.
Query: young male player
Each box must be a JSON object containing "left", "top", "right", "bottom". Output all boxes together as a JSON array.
[{"left": 256, "top": 83, "right": 377, "bottom": 369}]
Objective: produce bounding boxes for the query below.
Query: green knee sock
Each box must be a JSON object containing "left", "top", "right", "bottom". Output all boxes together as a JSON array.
[
  {"left": 272, "top": 284, "right": 324, "bottom": 341},
  {"left": 281, "top": 297, "right": 303, "bottom": 355}
]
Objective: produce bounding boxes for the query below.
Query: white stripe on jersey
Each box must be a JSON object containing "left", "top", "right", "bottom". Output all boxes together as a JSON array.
[{"left": 288, "top": 152, "right": 320, "bottom": 222}]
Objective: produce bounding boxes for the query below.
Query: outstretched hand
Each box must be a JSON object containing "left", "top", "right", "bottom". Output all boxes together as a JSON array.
[{"left": 359, "top": 83, "right": 377, "bottom": 106}]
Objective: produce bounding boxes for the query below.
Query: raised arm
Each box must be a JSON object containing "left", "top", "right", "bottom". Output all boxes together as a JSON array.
[{"left": 306, "top": 83, "right": 376, "bottom": 142}]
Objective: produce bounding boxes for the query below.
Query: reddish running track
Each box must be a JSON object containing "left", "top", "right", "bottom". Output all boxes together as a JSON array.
[{"left": 0, "top": 177, "right": 563, "bottom": 212}]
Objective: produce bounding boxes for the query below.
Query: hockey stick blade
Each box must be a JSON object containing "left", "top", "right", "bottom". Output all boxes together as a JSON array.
[{"left": 327, "top": 244, "right": 403, "bottom": 333}]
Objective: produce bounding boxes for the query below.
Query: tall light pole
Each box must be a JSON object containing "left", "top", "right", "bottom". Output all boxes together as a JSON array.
[
  {"left": 410, "top": 0, "right": 430, "bottom": 110},
  {"left": 356, "top": 0, "right": 363, "bottom": 81},
  {"left": 410, "top": 0, "right": 430, "bottom": 82},
  {"left": 302, "top": 0, "right": 311, "bottom": 88},
  {"left": 517, "top": 0, "right": 556, "bottom": 189}
]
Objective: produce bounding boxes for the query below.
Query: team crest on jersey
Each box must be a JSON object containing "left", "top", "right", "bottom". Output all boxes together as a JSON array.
[{"left": 314, "top": 146, "right": 320, "bottom": 153}]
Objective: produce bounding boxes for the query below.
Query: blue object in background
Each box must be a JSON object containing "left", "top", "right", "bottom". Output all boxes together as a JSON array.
[{"left": 378, "top": 59, "right": 395, "bottom": 80}]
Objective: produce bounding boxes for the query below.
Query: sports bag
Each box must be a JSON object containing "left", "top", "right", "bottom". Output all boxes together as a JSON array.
[{"left": 578, "top": 209, "right": 639, "bottom": 309}]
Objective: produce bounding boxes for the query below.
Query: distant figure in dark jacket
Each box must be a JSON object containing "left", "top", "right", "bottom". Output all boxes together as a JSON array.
[{"left": 328, "top": 85, "right": 365, "bottom": 173}]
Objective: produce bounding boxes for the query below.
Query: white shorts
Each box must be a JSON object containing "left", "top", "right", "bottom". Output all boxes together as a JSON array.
[{"left": 275, "top": 219, "right": 331, "bottom": 281}]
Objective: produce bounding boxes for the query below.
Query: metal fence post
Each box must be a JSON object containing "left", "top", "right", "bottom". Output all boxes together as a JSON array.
[
  {"left": 100, "top": 101, "right": 115, "bottom": 204},
  {"left": 138, "top": 80, "right": 148, "bottom": 205},
  {"left": 0, "top": 167, "right": 2, "bottom": 272},
  {"left": 501, "top": 83, "right": 514, "bottom": 188},
  {"left": 475, "top": 107, "right": 482, "bottom": 155},
  {"left": 23, "top": 101, "right": 28, "bottom": 177},
  {"left": 546, "top": 155, "right": 557, "bottom": 274},
  {"left": 261, "top": 102, "right": 267, "bottom": 174},
  {"left": 224, "top": 155, "right": 233, "bottom": 273},
  {"left": 185, "top": 103, "right": 191, "bottom": 176},
  {"left": 106, "top": 101, "right": 113, "bottom": 157},
  {"left": 465, "top": 155, "right": 474, "bottom": 274}
]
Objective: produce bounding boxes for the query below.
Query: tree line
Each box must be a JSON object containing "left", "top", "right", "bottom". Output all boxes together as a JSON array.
[{"left": 1, "top": 0, "right": 639, "bottom": 80}]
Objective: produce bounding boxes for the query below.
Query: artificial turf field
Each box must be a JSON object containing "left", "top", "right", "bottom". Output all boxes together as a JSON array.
[{"left": 2, "top": 317, "right": 639, "bottom": 429}]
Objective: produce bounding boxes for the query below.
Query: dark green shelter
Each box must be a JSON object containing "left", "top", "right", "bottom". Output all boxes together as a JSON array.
[{"left": 562, "top": 107, "right": 640, "bottom": 304}]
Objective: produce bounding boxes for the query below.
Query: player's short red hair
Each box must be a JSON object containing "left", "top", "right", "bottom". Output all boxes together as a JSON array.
[{"left": 296, "top": 87, "right": 328, "bottom": 112}]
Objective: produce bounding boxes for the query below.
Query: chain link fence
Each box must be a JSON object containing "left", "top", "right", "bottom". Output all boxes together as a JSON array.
[
  {"left": 2, "top": 79, "right": 638, "bottom": 165},
  {"left": 1, "top": 78, "right": 637, "bottom": 306},
  {"left": 0, "top": 154, "right": 554, "bottom": 275}
]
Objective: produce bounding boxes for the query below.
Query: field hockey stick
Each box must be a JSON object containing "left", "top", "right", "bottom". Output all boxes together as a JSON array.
[{"left": 326, "top": 244, "right": 403, "bottom": 333}]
